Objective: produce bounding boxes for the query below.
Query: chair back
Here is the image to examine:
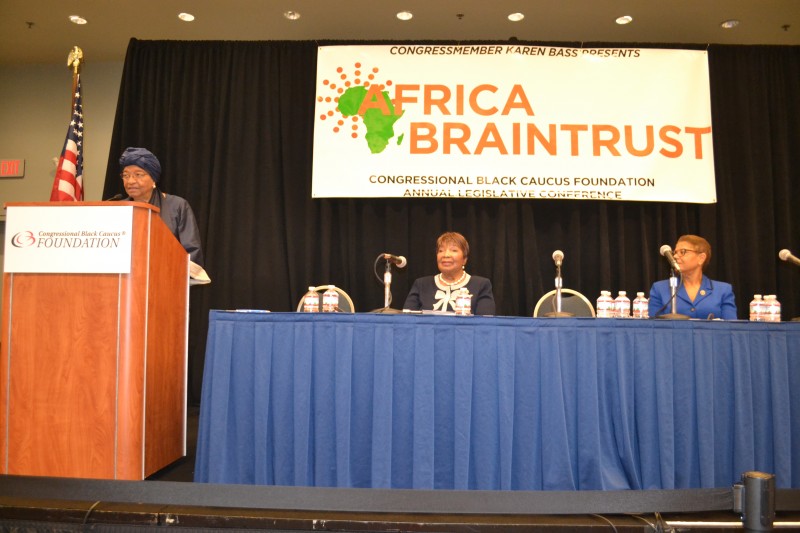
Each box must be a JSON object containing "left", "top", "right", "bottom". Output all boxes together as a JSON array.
[
  {"left": 296, "top": 286, "right": 355, "bottom": 313},
  {"left": 533, "top": 288, "right": 595, "bottom": 317}
]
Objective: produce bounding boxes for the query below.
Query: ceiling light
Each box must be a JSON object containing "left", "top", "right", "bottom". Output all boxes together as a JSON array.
[
  {"left": 508, "top": 13, "right": 525, "bottom": 22},
  {"left": 68, "top": 15, "right": 87, "bottom": 25},
  {"left": 178, "top": 13, "right": 195, "bottom": 22},
  {"left": 284, "top": 11, "right": 301, "bottom": 21},
  {"left": 397, "top": 11, "right": 413, "bottom": 21},
  {"left": 616, "top": 15, "right": 633, "bottom": 25},
  {"left": 720, "top": 19, "right": 740, "bottom": 29}
]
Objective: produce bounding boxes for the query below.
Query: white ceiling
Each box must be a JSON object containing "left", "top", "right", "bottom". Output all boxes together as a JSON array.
[{"left": 2, "top": 0, "right": 799, "bottom": 66}]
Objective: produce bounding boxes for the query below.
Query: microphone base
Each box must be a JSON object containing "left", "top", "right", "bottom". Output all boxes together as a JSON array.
[
  {"left": 656, "top": 313, "right": 691, "bottom": 320},
  {"left": 543, "top": 311, "right": 575, "bottom": 318},
  {"left": 370, "top": 306, "right": 403, "bottom": 314}
]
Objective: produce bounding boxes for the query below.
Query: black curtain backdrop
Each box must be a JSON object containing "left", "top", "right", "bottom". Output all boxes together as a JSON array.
[{"left": 103, "top": 40, "right": 800, "bottom": 403}]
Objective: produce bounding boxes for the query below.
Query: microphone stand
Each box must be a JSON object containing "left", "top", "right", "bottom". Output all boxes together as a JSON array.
[
  {"left": 544, "top": 263, "right": 574, "bottom": 318},
  {"left": 384, "top": 260, "right": 392, "bottom": 308},
  {"left": 370, "top": 257, "right": 402, "bottom": 313},
  {"left": 657, "top": 269, "right": 690, "bottom": 320}
]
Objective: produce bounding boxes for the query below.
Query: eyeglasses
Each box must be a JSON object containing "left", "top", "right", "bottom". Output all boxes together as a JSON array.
[
  {"left": 120, "top": 172, "right": 149, "bottom": 182},
  {"left": 673, "top": 248, "right": 700, "bottom": 257}
]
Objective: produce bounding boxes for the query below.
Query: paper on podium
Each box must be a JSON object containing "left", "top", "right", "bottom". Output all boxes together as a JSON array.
[{"left": 190, "top": 260, "right": 211, "bottom": 286}]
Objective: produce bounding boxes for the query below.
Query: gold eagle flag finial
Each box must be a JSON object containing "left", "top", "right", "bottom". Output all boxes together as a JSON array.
[{"left": 67, "top": 46, "right": 83, "bottom": 74}]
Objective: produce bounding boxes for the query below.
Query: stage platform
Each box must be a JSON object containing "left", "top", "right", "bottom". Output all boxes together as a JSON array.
[
  {"left": 2, "top": 407, "right": 800, "bottom": 530},
  {"left": 1, "top": 473, "right": 800, "bottom": 531}
]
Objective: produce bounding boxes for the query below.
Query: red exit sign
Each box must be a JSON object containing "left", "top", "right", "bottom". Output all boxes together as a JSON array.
[{"left": 1, "top": 159, "right": 25, "bottom": 178}]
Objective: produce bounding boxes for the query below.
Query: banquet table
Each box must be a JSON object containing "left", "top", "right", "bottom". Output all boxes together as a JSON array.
[{"left": 195, "top": 311, "right": 800, "bottom": 490}]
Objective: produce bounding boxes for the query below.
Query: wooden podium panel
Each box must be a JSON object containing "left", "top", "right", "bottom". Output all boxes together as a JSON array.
[{"left": 0, "top": 202, "right": 189, "bottom": 480}]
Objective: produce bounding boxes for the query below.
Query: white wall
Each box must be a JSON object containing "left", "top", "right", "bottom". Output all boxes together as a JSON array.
[
  {"left": 0, "top": 61, "right": 124, "bottom": 207},
  {"left": 0, "top": 60, "right": 124, "bottom": 303}
]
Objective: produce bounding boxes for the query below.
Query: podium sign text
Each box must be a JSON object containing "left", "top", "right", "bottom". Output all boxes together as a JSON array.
[{"left": 4, "top": 205, "right": 133, "bottom": 273}]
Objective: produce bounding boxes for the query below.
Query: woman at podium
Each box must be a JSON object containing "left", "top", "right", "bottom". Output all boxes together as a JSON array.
[
  {"left": 119, "top": 147, "right": 204, "bottom": 266},
  {"left": 648, "top": 234, "right": 737, "bottom": 319},
  {"left": 403, "top": 231, "right": 496, "bottom": 315}
]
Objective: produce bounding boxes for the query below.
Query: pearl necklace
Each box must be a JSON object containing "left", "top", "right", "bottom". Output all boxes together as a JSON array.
[{"left": 439, "top": 271, "right": 466, "bottom": 286}]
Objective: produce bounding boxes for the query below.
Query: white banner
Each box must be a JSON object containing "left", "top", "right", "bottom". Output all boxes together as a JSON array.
[
  {"left": 312, "top": 45, "right": 716, "bottom": 203},
  {"left": 4, "top": 205, "right": 133, "bottom": 273}
]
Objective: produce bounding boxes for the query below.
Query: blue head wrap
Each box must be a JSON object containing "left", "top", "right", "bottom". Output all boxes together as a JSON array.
[{"left": 119, "top": 147, "right": 162, "bottom": 183}]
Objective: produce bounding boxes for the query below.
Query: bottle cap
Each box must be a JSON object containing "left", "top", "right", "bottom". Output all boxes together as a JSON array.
[
  {"left": 754, "top": 294, "right": 762, "bottom": 298},
  {"left": 637, "top": 292, "right": 645, "bottom": 297},
  {"left": 619, "top": 291, "right": 626, "bottom": 296},
  {"left": 308, "top": 286, "right": 315, "bottom": 291},
  {"left": 328, "top": 285, "right": 335, "bottom": 289},
  {"left": 601, "top": 290, "right": 610, "bottom": 296}
]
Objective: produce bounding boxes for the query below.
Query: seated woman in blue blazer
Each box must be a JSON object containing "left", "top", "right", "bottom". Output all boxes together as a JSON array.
[{"left": 648, "top": 234, "right": 738, "bottom": 320}]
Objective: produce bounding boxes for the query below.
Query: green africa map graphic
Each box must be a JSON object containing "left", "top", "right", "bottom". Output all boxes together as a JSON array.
[
  {"left": 318, "top": 63, "right": 405, "bottom": 154},
  {"left": 336, "top": 85, "right": 404, "bottom": 154}
]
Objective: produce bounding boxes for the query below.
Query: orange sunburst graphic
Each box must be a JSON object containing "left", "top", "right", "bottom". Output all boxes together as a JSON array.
[{"left": 317, "top": 62, "right": 394, "bottom": 139}]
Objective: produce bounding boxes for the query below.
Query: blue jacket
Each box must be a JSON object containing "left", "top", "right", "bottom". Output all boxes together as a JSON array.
[{"left": 648, "top": 275, "right": 738, "bottom": 320}]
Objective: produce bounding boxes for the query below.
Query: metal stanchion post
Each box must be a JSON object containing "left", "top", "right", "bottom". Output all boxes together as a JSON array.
[{"left": 739, "top": 471, "right": 775, "bottom": 531}]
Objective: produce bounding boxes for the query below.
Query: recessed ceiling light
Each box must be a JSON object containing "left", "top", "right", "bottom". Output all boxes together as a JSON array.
[
  {"left": 178, "top": 13, "right": 195, "bottom": 22},
  {"left": 508, "top": 13, "right": 525, "bottom": 22},
  {"left": 397, "top": 11, "right": 413, "bottom": 21},
  {"left": 68, "top": 15, "right": 87, "bottom": 25},
  {"left": 616, "top": 15, "right": 633, "bottom": 25},
  {"left": 284, "top": 11, "right": 301, "bottom": 21},
  {"left": 720, "top": 19, "right": 740, "bottom": 29}
]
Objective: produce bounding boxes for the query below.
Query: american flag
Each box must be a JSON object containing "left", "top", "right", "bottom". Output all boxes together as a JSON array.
[{"left": 50, "top": 75, "right": 84, "bottom": 201}]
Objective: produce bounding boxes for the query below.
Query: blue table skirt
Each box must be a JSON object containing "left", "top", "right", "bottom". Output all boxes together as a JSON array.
[{"left": 195, "top": 312, "right": 800, "bottom": 490}]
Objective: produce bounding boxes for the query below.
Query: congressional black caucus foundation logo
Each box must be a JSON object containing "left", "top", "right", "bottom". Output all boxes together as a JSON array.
[
  {"left": 11, "top": 231, "right": 36, "bottom": 247},
  {"left": 10, "top": 230, "right": 124, "bottom": 249}
]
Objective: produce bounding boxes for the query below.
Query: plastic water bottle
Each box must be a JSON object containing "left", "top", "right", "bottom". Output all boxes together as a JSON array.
[
  {"left": 614, "top": 291, "right": 631, "bottom": 318},
  {"left": 596, "top": 290, "right": 614, "bottom": 318},
  {"left": 322, "top": 285, "right": 339, "bottom": 312},
  {"left": 632, "top": 292, "right": 649, "bottom": 319},
  {"left": 749, "top": 294, "right": 764, "bottom": 321},
  {"left": 764, "top": 294, "right": 781, "bottom": 322},
  {"left": 302, "top": 286, "right": 319, "bottom": 312},
  {"left": 454, "top": 287, "right": 472, "bottom": 315}
]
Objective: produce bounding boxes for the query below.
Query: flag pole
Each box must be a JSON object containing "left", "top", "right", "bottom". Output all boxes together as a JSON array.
[
  {"left": 67, "top": 46, "right": 83, "bottom": 110},
  {"left": 50, "top": 46, "right": 85, "bottom": 201}
]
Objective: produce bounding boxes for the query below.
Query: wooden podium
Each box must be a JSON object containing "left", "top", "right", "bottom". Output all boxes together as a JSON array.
[{"left": 0, "top": 202, "right": 189, "bottom": 480}]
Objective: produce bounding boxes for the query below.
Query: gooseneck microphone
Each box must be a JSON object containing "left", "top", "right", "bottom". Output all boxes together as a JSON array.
[
  {"left": 552, "top": 250, "right": 564, "bottom": 267},
  {"left": 779, "top": 249, "right": 800, "bottom": 267},
  {"left": 660, "top": 244, "right": 681, "bottom": 273},
  {"left": 104, "top": 193, "right": 126, "bottom": 201},
  {"left": 655, "top": 244, "right": 689, "bottom": 320},
  {"left": 383, "top": 253, "right": 407, "bottom": 268},
  {"left": 370, "top": 252, "right": 405, "bottom": 314},
  {"left": 545, "top": 249, "right": 572, "bottom": 317},
  {"left": 778, "top": 250, "right": 800, "bottom": 321}
]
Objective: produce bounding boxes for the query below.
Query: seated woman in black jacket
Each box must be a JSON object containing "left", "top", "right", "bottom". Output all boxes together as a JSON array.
[{"left": 403, "top": 231, "right": 495, "bottom": 316}]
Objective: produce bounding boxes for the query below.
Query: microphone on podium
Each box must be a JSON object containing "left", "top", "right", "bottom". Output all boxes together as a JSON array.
[
  {"left": 778, "top": 249, "right": 800, "bottom": 267},
  {"left": 104, "top": 193, "right": 126, "bottom": 201},
  {"left": 383, "top": 253, "right": 407, "bottom": 268},
  {"left": 660, "top": 244, "right": 681, "bottom": 273}
]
